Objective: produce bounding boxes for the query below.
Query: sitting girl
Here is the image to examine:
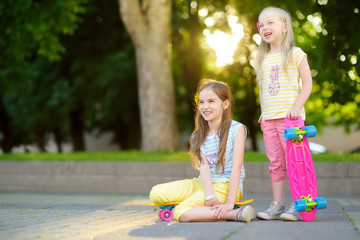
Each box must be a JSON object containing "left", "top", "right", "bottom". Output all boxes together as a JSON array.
[{"left": 149, "top": 79, "right": 254, "bottom": 223}]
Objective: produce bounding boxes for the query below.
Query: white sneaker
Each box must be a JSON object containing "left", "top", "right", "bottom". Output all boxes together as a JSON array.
[
  {"left": 256, "top": 201, "right": 284, "bottom": 220},
  {"left": 280, "top": 202, "right": 301, "bottom": 221},
  {"left": 237, "top": 205, "right": 255, "bottom": 223}
]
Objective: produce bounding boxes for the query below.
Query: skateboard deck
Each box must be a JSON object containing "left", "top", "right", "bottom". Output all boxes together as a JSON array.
[
  {"left": 284, "top": 116, "right": 327, "bottom": 222},
  {"left": 150, "top": 199, "right": 254, "bottom": 221}
]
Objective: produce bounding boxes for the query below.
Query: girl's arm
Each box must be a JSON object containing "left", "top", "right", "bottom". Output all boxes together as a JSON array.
[
  {"left": 287, "top": 57, "right": 313, "bottom": 119},
  {"left": 213, "top": 126, "right": 246, "bottom": 218},
  {"left": 199, "top": 152, "right": 221, "bottom": 206},
  {"left": 226, "top": 126, "right": 245, "bottom": 205}
]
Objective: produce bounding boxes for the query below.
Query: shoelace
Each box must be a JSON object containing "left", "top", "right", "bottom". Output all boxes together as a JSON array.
[
  {"left": 264, "top": 203, "right": 281, "bottom": 215},
  {"left": 287, "top": 204, "right": 297, "bottom": 214}
]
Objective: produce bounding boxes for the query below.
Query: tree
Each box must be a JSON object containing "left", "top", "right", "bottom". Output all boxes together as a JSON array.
[
  {"left": 233, "top": 0, "right": 360, "bottom": 132},
  {"left": 173, "top": 0, "right": 359, "bottom": 151},
  {"left": 171, "top": 0, "right": 205, "bottom": 135},
  {"left": 118, "top": 0, "right": 179, "bottom": 151},
  {"left": 306, "top": 1, "right": 360, "bottom": 130},
  {"left": 57, "top": 0, "right": 141, "bottom": 151},
  {"left": 0, "top": 0, "right": 87, "bottom": 152},
  {"left": 61, "top": 0, "right": 141, "bottom": 150},
  {"left": 1, "top": 0, "right": 142, "bottom": 152},
  {"left": 173, "top": 2, "right": 261, "bottom": 150}
]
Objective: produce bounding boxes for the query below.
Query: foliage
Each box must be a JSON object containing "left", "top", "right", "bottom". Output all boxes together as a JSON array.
[
  {"left": 171, "top": 0, "right": 208, "bottom": 133},
  {"left": 0, "top": 0, "right": 86, "bottom": 63},
  {"left": 307, "top": 1, "right": 360, "bottom": 131},
  {"left": 172, "top": 1, "right": 262, "bottom": 149},
  {"left": 0, "top": 0, "right": 359, "bottom": 153},
  {"left": 232, "top": 0, "right": 360, "bottom": 131},
  {"left": 171, "top": 0, "right": 360, "bottom": 152},
  {"left": 0, "top": 0, "right": 87, "bottom": 152},
  {"left": 0, "top": 0, "right": 139, "bottom": 152},
  {"left": 57, "top": 0, "right": 140, "bottom": 150}
]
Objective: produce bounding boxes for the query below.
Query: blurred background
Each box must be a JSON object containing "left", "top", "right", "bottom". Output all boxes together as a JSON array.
[{"left": 1, "top": 0, "right": 359, "bottom": 154}]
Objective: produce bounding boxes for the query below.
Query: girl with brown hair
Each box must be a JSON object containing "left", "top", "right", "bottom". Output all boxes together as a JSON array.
[{"left": 149, "top": 79, "right": 254, "bottom": 222}]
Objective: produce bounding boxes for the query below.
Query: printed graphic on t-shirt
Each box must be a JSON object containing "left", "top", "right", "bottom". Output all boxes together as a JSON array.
[
  {"left": 268, "top": 64, "right": 280, "bottom": 96},
  {"left": 206, "top": 152, "right": 217, "bottom": 166}
]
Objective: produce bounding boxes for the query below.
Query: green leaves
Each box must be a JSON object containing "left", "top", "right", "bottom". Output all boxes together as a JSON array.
[{"left": 1, "top": 0, "right": 87, "bottom": 62}]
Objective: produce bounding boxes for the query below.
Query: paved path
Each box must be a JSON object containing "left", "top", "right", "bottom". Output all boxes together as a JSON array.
[{"left": 0, "top": 193, "right": 359, "bottom": 240}]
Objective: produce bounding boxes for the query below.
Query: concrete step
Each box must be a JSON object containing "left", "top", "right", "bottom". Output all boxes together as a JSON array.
[{"left": 0, "top": 161, "right": 359, "bottom": 196}]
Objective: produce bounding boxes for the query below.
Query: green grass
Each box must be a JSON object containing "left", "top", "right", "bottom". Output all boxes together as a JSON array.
[
  {"left": 0, "top": 150, "right": 190, "bottom": 162},
  {"left": 0, "top": 150, "right": 359, "bottom": 162}
]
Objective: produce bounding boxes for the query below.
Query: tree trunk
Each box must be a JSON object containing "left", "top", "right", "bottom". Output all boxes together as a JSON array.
[
  {"left": 53, "top": 126, "right": 63, "bottom": 153},
  {"left": 0, "top": 98, "right": 13, "bottom": 153},
  {"left": 34, "top": 130, "right": 46, "bottom": 152},
  {"left": 118, "top": 0, "right": 178, "bottom": 151},
  {"left": 70, "top": 107, "right": 85, "bottom": 151},
  {"left": 247, "top": 80, "right": 259, "bottom": 151}
]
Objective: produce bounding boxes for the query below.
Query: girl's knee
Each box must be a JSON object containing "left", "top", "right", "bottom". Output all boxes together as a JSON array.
[
  {"left": 178, "top": 211, "right": 191, "bottom": 222},
  {"left": 270, "top": 172, "right": 286, "bottom": 182}
]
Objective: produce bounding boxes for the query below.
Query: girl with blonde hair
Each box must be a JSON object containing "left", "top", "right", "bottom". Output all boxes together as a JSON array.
[{"left": 253, "top": 7, "right": 313, "bottom": 221}]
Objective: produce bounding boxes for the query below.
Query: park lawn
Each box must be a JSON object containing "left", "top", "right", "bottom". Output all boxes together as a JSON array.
[{"left": 0, "top": 150, "right": 359, "bottom": 162}]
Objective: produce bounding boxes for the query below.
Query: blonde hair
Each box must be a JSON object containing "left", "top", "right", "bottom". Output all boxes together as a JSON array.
[
  {"left": 255, "top": 7, "right": 295, "bottom": 85},
  {"left": 189, "top": 79, "right": 231, "bottom": 174}
]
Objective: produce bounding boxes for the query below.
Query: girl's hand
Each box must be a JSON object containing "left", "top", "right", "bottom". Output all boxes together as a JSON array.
[
  {"left": 205, "top": 198, "right": 221, "bottom": 207},
  {"left": 211, "top": 202, "right": 234, "bottom": 219},
  {"left": 259, "top": 115, "right": 263, "bottom": 132},
  {"left": 287, "top": 106, "right": 301, "bottom": 119}
]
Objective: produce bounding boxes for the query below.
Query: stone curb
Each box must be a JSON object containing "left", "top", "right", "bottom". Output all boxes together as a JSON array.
[{"left": 0, "top": 161, "right": 359, "bottom": 195}]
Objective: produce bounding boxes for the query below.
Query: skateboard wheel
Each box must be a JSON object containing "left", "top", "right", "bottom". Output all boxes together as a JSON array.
[
  {"left": 304, "top": 125, "right": 317, "bottom": 138},
  {"left": 294, "top": 200, "right": 307, "bottom": 212},
  {"left": 158, "top": 210, "right": 163, "bottom": 218},
  {"left": 160, "top": 209, "right": 173, "bottom": 221},
  {"left": 284, "top": 128, "right": 297, "bottom": 141},
  {"left": 315, "top": 197, "right": 327, "bottom": 209}
]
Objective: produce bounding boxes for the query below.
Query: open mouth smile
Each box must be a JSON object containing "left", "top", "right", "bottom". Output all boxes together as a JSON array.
[
  {"left": 202, "top": 111, "right": 212, "bottom": 118},
  {"left": 203, "top": 111, "right": 211, "bottom": 115},
  {"left": 264, "top": 32, "right": 272, "bottom": 39}
]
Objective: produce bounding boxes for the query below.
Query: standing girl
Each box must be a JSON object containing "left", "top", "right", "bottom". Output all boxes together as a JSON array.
[
  {"left": 253, "top": 7, "right": 313, "bottom": 221},
  {"left": 149, "top": 79, "right": 254, "bottom": 223}
]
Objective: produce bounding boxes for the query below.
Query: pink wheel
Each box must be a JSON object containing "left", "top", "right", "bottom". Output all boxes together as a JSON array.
[
  {"left": 158, "top": 210, "right": 163, "bottom": 219},
  {"left": 160, "top": 209, "right": 173, "bottom": 221}
]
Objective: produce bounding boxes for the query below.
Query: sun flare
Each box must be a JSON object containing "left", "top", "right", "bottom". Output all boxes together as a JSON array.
[{"left": 204, "top": 20, "right": 244, "bottom": 67}]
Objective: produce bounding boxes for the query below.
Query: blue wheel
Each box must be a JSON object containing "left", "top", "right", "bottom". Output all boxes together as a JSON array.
[
  {"left": 294, "top": 200, "right": 307, "bottom": 212},
  {"left": 304, "top": 125, "right": 317, "bottom": 138},
  {"left": 315, "top": 197, "right": 327, "bottom": 209},
  {"left": 284, "top": 128, "right": 297, "bottom": 141}
]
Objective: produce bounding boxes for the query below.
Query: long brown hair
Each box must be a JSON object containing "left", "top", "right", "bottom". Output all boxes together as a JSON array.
[{"left": 189, "top": 79, "right": 232, "bottom": 174}]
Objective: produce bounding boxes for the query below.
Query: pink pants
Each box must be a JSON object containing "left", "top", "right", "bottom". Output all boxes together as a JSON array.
[{"left": 262, "top": 118, "right": 287, "bottom": 183}]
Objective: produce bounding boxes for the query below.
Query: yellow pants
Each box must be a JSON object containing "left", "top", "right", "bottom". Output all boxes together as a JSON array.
[{"left": 149, "top": 178, "right": 242, "bottom": 220}]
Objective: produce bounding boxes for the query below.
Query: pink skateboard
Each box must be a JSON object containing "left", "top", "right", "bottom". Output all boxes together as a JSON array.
[{"left": 284, "top": 116, "right": 327, "bottom": 222}]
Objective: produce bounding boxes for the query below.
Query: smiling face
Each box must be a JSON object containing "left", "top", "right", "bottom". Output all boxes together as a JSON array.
[
  {"left": 198, "top": 87, "right": 229, "bottom": 124},
  {"left": 258, "top": 9, "right": 288, "bottom": 49}
]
